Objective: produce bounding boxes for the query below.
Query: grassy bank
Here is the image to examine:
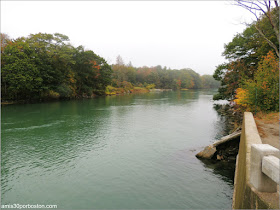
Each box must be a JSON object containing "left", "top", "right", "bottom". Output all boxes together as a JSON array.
[{"left": 105, "top": 86, "right": 149, "bottom": 95}]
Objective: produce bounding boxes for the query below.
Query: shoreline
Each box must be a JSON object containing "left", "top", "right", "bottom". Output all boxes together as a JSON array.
[
  {"left": 1, "top": 88, "right": 177, "bottom": 106},
  {"left": 1, "top": 88, "right": 216, "bottom": 106}
]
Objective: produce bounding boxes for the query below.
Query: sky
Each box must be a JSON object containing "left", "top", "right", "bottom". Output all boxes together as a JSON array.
[{"left": 1, "top": 1, "right": 254, "bottom": 75}]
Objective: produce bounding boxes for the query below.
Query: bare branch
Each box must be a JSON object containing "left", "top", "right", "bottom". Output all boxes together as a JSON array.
[
  {"left": 235, "top": 0, "right": 270, "bottom": 19},
  {"left": 256, "top": 0, "right": 267, "bottom": 7},
  {"left": 255, "top": 25, "right": 279, "bottom": 57},
  {"left": 234, "top": 0, "right": 279, "bottom": 57},
  {"left": 235, "top": 1, "right": 263, "bottom": 11},
  {"left": 249, "top": 1, "right": 270, "bottom": 19},
  {"left": 236, "top": 4, "right": 259, "bottom": 20}
]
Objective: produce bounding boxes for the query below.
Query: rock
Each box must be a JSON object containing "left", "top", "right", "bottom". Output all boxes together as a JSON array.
[
  {"left": 217, "top": 154, "right": 224, "bottom": 160},
  {"left": 228, "top": 156, "right": 237, "bottom": 162},
  {"left": 196, "top": 130, "right": 241, "bottom": 160},
  {"left": 196, "top": 145, "right": 217, "bottom": 159}
]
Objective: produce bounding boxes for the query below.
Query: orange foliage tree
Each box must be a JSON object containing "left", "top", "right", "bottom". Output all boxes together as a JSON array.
[{"left": 234, "top": 51, "right": 279, "bottom": 112}]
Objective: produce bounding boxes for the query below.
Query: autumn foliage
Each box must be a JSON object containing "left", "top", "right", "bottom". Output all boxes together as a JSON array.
[
  {"left": 234, "top": 51, "right": 279, "bottom": 112},
  {"left": 111, "top": 59, "right": 219, "bottom": 91}
]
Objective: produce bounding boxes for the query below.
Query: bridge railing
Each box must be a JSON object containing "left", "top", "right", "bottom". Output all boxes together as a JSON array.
[{"left": 250, "top": 144, "right": 280, "bottom": 192}]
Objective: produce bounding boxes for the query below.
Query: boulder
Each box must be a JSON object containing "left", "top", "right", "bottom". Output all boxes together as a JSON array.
[
  {"left": 195, "top": 145, "right": 217, "bottom": 159},
  {"left": 196, "top": 129, "right": 241, "bottom": 160}
]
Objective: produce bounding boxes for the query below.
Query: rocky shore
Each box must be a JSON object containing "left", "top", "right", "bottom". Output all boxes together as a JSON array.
[
  {"left": 196, "top": 127, "right": 241, "bottom": 162},
  {"left": 196, "top": 104, "right": 243, "bottom": 163}
]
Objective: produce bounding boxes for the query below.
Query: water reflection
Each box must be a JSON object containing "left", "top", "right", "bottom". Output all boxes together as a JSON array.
[{"left": 199, "top": 158, "right": 235, "bottom": 184}]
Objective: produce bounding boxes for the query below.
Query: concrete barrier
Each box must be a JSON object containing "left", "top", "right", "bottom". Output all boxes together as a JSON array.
[
  {"left": 232, "top": 112, "right": 279, "bottom": 209},
  {"left": 250, "top": 144, "right": 279, "bottom": 192},
  {"left": 262, "top": 155, "right": 280, "bottom": 184}
]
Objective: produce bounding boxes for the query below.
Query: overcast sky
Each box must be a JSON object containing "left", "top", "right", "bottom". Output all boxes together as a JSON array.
[{"left": 1, "top": 1, "right": 254, "bottom": 75}]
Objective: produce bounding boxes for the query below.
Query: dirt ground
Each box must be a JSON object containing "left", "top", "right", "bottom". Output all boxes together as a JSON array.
[{"left": 254, "top": 112, "right": 279, "bottom": 149}]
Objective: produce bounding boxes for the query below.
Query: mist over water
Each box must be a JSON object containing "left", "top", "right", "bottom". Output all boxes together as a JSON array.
[{"left": 2, "top": 90, "right": 234, "bottom": 209}]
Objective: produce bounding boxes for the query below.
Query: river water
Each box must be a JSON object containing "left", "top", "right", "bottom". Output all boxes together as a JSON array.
[{"left": 2, "top": 90, "right": 234, "bottom": 209}]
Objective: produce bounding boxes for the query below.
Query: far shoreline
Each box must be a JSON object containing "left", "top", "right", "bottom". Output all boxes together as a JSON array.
[{"left": 1, "top": 88, "right": 216, "bottom": 106}]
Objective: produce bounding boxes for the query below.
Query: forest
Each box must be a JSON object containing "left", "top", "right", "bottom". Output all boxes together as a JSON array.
[
  {"left": 1, "top": 33, "right": 219, "bottom": 102},
  {"left": 109, "top": 56, "right": 220, "bottom": 95},
  {"left": 213, "top": 2, "right": 279, "bottom": 112}
]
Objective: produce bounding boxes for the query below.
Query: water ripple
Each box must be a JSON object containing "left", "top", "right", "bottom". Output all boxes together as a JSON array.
[{"left": 3, "top": 120, "right": 65, "bottom": 132}]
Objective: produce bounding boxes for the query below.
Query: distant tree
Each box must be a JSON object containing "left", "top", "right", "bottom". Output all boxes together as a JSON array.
[
  {"left": 116, "top": 55, "right": 125, "bottom": 66},
  {"left": 1, "top": 33, "right": 10, "bottom": 54},
  {"left": 110, "top": 55, "right": 211, "bottom": 91},
  {"left": 127, "top": 61, "right": 133, "bottom": 67},
  {"left": 201, "top": 75, "right": 220, "bottom": 89}
]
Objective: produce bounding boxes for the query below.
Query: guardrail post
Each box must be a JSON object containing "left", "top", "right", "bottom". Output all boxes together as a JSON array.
[
  {"left": 262, "top": 156, "right": 280, "bottom": 184},
  {"left": 250, "top": 144, "right": 279, "bottom": 192}
]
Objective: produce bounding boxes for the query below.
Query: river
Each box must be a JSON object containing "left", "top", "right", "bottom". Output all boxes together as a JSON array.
[{"left": 2, "top": 90, "right": 234, "bottom": 209}]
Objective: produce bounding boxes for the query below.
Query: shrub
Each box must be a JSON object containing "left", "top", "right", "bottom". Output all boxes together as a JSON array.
[
  {"left": 47, "top": 90, "right": 60, "bottom": 99},
  {"left": 146, "top": 84, "right": 155, "bottom": 89}
]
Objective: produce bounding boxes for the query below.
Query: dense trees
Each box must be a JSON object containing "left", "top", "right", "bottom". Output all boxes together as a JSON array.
[
  {"left": 1, "top": 33, "right": 112, "bottom": 101},
  {"left": 1, "top": 33, "right": 219, "bottom": 102},
  {"left": 235, "top": 51, "right": 279, "bottom": 112},
  {"left": 213, "top": 22, "right": 277, "bottom": 100},
  {"left": 214, "top": 1, "right": 279, "bottom": 112},
  {"left": 111, "top": 59, "right": 219, "bottom": 91},
  {"left": 2, "top": 37, "right": 43, "bottom": 100}
]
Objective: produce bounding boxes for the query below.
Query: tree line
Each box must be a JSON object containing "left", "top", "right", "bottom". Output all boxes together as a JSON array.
[
  {"left": 1, "top": 32, "right": 219, "bottom": 102},
  {"left": 213, "top": 1, "right": 279, "bottom": 112},
  {"left": 1, "top": 33, "right": 112, "bottom": 101},
  {"left": 111, "top": 55, "right": 220, "bottom": 91}
]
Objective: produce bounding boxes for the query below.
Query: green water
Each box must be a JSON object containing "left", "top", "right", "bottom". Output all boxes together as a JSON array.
[{"left": 2, "top": 90, "right": 234, "bottom": 209}]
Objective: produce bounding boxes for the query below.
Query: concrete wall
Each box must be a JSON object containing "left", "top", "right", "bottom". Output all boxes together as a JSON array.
[{"left": 232, "top": 112, "right": 279, "bottom": 209}]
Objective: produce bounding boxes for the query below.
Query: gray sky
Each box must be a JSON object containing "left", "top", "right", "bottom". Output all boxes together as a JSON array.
[{"left": 1, "top": 1, "right": 254, "bottom": 75}]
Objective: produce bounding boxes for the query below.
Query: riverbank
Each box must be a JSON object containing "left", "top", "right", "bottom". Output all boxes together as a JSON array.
[
  {"left": 1, "top": 87, "right": 149, "bottom": 106},
  {"left": 196, "top": 106, "right": 279, "bottom": 162},
  {"left": 195, "top": 103, "right": 243, "bottom": 181},
  {"left": 1, "top": 88, "right": 176, "bottom": 106},
  {"left": 105, "top": 86, "right": 150, "bottom": 95},
  {"left": 213, "top": 103, "right": 243, "bottom": 133}
]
